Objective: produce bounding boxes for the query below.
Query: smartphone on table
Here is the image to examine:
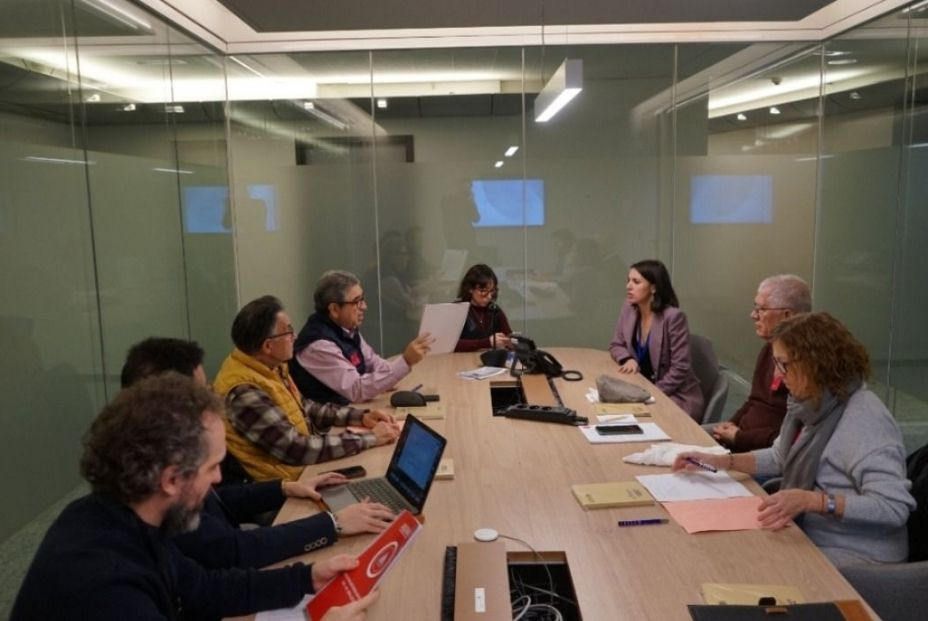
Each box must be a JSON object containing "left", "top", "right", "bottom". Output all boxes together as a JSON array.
[
  {"left": 321, "top": 465, "right": 367, "bottom": 479},
  {"left": 595, "top": 424, "right": 643, "bottom": 436}
]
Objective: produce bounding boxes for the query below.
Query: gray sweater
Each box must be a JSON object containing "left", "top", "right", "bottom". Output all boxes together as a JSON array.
[{"left": 754, "top": 387, "right": 915, "bottom": 567}]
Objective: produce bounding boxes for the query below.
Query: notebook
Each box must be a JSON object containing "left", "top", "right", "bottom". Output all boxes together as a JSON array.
[
  {"left": 571, "top": 481, "right": 655, "bottom": 509},
  {"left": 320, "top": 415, "right": 447, "bottom": 515}
]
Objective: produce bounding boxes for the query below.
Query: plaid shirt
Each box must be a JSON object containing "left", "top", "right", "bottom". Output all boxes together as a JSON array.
[{"left": 226, "top": 384, "right": 377, "bottom": 465}]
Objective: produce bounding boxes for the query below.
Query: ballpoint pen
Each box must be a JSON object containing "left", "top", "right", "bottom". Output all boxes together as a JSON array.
[
  {"left": 684, "top": 457, "right": 718, "bottom": 473},
  {"left": 617, "top": 518, "right": 669, "bottom": 527},
  {"left": 410, "top": 384, "right": 423, "bottom": 392}
]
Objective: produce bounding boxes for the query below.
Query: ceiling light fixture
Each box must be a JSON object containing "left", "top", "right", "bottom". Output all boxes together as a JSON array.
[
  {"left": 736, "top": 113, "right": 747, "bottom": 121},
  {"left": 828, "top": 59, "right": 858, "bottom": 66},
  {"left": 494, "top": 161, "right": 504, "bottom": 168},
  {"left": 86, "top": 93, "right": 101, "bottom": 102},
  {"left": 376, "top": 98, "right": 388, "bottom": 109},
  {"left": 121, "top": 103, "right": 136, "bottom": 112},
  {"left": 769, "top": 106, "right": 781, "bottom": 115},
  {"left": 229, "top": 56, "right": 265, "bottom": 78},
  {"left": 849, "top": 91, "right": 862, "bottom": 100},
  {"left": 77, "top": 0, "right": 152, "bottom": 31},
  {"left": 22, "top": 156, "right": 95, "bottom": 165},
  {"left": 153, "top": 167, "right": 194, "bottom": 175},
  {"left": 504, "top": 146, "right": 519, "bottom": 157},
  {"left": 535, "top": 59, "right": 583, "bottom": 123},
  {"left": 165, "top": 105, "right": 184, "bottom": 113}
]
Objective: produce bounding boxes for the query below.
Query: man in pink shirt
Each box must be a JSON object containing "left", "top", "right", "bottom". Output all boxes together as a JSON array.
[{"left": 289, "top": 270, "right": 434, "bottom": 405}]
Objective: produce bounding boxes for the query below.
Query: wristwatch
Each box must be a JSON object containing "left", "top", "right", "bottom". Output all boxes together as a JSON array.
[
  {"left": 329, "top": 511, "right": 343, "bottom": 533},
  {"left": 825, "top": 494, "right": 837, "bottom": 515}
]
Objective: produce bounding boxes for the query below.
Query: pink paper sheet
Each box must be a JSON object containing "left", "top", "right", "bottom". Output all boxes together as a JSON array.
[{"left": 663, "top": 496, "right": 764, "bottom": 533}]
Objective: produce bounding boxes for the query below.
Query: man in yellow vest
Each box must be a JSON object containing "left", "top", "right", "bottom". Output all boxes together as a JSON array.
[{"left": 214, "top": 295, "right": 400, "bottom": 482}]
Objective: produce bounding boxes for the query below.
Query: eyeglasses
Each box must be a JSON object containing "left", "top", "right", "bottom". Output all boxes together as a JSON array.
[
  {"left": 772, "top": 356, "right": 794, "bottom": 375},
  {"left": 752, "top": 304, "right": 788, "bottom": 316},
  {"left": 267, "top": 325, "right": 295, "bottom": 340},
  {"left": 339, "top": 295, "right": 366, "bottom": 307},
  {"left": 474, "top": 285, "right": 498, "bottom": 294}
]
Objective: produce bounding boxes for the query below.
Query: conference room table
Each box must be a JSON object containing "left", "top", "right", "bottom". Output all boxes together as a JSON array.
[{"left": 259, "top": 348, "right": 870, "bottom": 620}]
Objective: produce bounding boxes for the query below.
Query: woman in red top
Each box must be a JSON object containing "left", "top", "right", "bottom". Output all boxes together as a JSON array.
[{"left": 454, "top": 264, "right": 513, "bottom": 352}]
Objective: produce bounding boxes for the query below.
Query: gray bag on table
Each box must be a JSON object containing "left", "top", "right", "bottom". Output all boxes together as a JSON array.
[{"left": 596, "top": 374, "right": 651, "bottom": 403}]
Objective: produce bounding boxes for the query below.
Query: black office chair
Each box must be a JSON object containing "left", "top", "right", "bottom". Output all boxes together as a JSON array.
[{"left": 689, "top": 334, "right": 729, "bottom": 424}]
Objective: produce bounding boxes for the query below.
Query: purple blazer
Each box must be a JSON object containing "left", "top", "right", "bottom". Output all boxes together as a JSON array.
[{"left": 609, "top": 302, "right": 704, "bottom": 421}]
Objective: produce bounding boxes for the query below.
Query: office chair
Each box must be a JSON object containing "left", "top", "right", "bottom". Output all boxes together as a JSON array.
[{"left": 689, "top": 334, "right": 729, "bottom": 424}]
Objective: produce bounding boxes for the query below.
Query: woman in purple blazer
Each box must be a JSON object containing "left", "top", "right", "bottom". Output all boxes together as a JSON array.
[{"left": 608, "top": 260, "right": 704, "bottom": 421}]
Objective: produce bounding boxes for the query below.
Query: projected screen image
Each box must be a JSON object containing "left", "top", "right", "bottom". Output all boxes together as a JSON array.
[
  {"left": 471, "top": 179, "right": 544, "bottom": 227},
  {"left": 690, "top": 175, "right": 773, "bottom": 224},
  {"left": 183, "top": 186, "right": 231, "bottom": 234}
]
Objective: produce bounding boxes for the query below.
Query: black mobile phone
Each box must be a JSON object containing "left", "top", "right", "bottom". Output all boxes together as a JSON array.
[
  {"left": 322, "top": 465, "right": 366, "bottom": 479},
  {"left": 595, "top": 424, "right": 644, "bottom": 436}
]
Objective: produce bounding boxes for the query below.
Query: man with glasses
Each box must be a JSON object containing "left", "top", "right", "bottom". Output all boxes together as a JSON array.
[
  {"left": 706, "top": 274, "right": 811, "bottom": 452},
  {"left": 290, "top": 270, "right": 433, "bottom": 405},
  {"left": 214, "top": 295, "right": 400, "bottom": 482}
]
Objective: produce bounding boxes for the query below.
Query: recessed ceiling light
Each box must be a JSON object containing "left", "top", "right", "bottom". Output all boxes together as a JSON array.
[
  {"left": 303, "top": 101, "right": 315, "bottom": 110},
  {"left": 165, "top": 105, "right": 184, "bottom": 113},
  {"left": 736, "top": 113, "right": 747, "bottom": 121},
  {"left": 494, "top": 161, "right": 504, "bottom": 168},
  {"left": 86, "top": 93, "right": 101, "bottom": 102},
  {"left": 504, "top": 146, "right": 519, "bottom": 157},
  {"left": 376, "top": 98, "right": 388, "bottom": 109},
  {"left": 120, "top": 103, "right": 136, "bottom": 112},
  {"left": 769, "top": 106, "right": 781, "bottom": 115},
  {"left": 849, "top": 91, "right": 862, "bottom": 100},
  {"left": 828, "top": 59, "right": 858, "bottom": 66}
]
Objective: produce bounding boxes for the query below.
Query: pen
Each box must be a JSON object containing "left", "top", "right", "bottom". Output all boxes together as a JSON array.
[
  {"left": 684, "top": 457, "right": 718, "bottom": 473},
  {"left": 618, "top": 518, "right": 668, "bottom": 527},
  {"left": 410, "top": 384, "right": 423, "bottom": 393}
]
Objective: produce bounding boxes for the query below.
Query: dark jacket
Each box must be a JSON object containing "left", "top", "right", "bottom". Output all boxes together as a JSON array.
[
  {"left": 727, "top": 342, "right": 789, "bottom": 452},
  {"left": 290, "top": 312, "right": 364, "bottom": 405},
  {"left": 174, "top": 481, "right": 337, "bottom": 569},
  {"left": 11, "top": 494, "right": 313, "bottom": 621}
]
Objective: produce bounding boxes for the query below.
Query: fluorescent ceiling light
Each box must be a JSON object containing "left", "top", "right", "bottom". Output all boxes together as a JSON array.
[
  {"left": 228, "top": 56, "right": 265, "bottom": 78},
  {"left": 828, "top": 59, "right": 857, "bottom": 66},
  {"left": 153, "top": 167, "right": 193, "bottom": 175},
  {"left": 165, "top": 105, "right": 184, "bottom": 113},
  {"left": 769, "top": 106, "right": 781, "bottom": 115},
  {"left": 77, "top": 0, "right": 152, "bottom": 31},
  {"left": 494, "top": 161, "right": 504, "bottom": 168},
  {"left": 534, "top": 59, "right": 583, "bottom": 123},
  {"left": 22, "top": 156, "right": 94, "bottom": 165},
  {"left": 504, "top": 146, "right": 519, "bottom": 157},
  {"left": 376, "top": 98, "right": 388, "bottom": 109},
  {"left": 301, "top": 102, "right": 348, "bottom": 130}
]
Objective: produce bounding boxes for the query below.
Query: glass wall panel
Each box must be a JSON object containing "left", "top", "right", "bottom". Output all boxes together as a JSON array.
[
  {"left": 228, "top": 51, "right": 375, "bottom": 337},
  {"left": 0, "top": 0, "right": 103, "bottom": 605},
  {"left": 673, "top": 44, "right": 820, "bottom": 378},
  {"left": 523, "top": 45, "right": 676, "bottom": 349},
  {"left": 371, "top": 47, "right": 525, "bottom": 355}
]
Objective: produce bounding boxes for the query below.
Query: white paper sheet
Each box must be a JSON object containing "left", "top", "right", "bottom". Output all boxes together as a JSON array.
[
  {"left": 635, "top": 471, "right": 753, "bottom": 502},
  {"left": 418, "top": 302, "right": 470, "bottom": 354},
  {"left": 578, "top": 422, "right": 670, "bottom": 444},
  {"left": 457, "top": 366, "right": 508, "bottom": 381},
  {"left": 255, "top": 595, "right": 311, "bottom": 621}
]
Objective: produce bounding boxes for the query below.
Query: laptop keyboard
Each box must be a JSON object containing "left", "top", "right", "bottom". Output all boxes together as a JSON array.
[{"left": 350, "top": 479, "right": 410, "bottom": 513}]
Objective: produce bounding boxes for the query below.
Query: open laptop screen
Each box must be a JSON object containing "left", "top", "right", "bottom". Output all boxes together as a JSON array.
[{"left": 387, "top": 417, "right": 446, "bottom": 511}]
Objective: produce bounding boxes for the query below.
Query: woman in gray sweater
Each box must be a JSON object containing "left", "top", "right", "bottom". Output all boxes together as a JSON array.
[{"left": 675, "top": 312, "right": 915, "bottom": 568}]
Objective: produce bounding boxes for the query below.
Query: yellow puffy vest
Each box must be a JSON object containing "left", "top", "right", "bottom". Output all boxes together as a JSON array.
[{"left": 213, "top": 348, "right": 307, "bottom": 481}]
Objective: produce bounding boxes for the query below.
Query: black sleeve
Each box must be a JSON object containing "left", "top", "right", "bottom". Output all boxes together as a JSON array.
[
  {"left": 171, "top": 544, "right": 313, "bottom": 618},
  {"left": 175, "top": 510, "right": 338, "bottom": 570},
  {"left": 214, "top": 481, "right": 286, "bottom": 525}
]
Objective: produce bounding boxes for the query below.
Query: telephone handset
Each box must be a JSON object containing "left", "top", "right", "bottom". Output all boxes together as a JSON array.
[{"left": 509, "top": 334, "right": 582, "bottom": 381}]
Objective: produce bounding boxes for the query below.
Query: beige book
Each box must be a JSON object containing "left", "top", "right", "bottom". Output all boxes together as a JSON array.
[
  {"left": 394, "top": 402, "right": 446, "bottom": 420},
  {"left": 436, "top": 458, "right": 454, "bottom": 480},
  {"left": 593, "top": 403, "right": 651, "bottom": 416},
  {"left": 701, "top": 583, "right": 805, "bottom": 606},
  {"left": 571, "top": 481, "right": 655, "bottom": 509}
]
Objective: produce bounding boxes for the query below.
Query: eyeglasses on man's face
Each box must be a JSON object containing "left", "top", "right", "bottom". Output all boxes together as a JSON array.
[
  {"left": 339, "top": 294, "right": 366, "bottom": 307},
  {"left": 751, "top": 304, "right": 788, "bottom": 317},
  {"left": 267, "top": 325, "right": 295, "bottom": 340}
]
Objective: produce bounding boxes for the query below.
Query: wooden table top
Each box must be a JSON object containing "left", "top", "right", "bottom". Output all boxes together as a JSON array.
[{"left": 263, "top": 348, "right": 869, "bottom": 620}]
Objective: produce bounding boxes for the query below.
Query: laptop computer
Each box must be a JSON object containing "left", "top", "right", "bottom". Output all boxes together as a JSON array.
[{"left": 320, "top": 415, "right": 447, "bottom": 515}]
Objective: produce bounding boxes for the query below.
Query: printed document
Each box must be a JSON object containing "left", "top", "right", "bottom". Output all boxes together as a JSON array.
[{"left": 419, "top": 302, "right": 469, "bottom": 354}]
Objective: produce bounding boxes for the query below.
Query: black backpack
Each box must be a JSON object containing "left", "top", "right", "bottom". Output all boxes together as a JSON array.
[{"left": 906, "top": 443, "right": 928, "bottom": 562}]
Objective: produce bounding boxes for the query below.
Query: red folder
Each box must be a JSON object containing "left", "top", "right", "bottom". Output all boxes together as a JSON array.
[{"left": 306, "top": 510, "right": 421, "bottom": 620}]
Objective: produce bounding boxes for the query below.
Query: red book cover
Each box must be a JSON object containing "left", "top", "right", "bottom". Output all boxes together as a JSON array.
[{"left": 306, "top": 510, "right": 421, "bottom": 620}]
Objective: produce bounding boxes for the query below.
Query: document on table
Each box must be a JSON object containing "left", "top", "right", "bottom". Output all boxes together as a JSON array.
[
  {"left": 579, "top": 422, "right": 670, "bottom": 444},
  {"left": 664, "top": 496, "right": 764, "bottom": 533},
  {"left": 457, "top": 366, "right": 508, "bottom": 381},
  {"left": 635, "top": 470, "right": 753, "bottom": 501},
  {"left": 418, "top": 302, "right": 469, "bottom": 354}
]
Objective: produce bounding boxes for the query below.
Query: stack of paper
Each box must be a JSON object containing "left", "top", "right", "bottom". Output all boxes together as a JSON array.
[{"left": 457, "top": 366, "right": 508, "bottom": 381}]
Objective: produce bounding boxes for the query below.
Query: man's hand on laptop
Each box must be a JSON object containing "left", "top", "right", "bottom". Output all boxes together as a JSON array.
[
  {"left": 371, "top": 421, "right": 401, "bottom": 446},
  {"left": 282, "top": 472, "right": 348, "bottom": 501},
  {"left": 335, "top": 500, "right": 395, "bottom": 535}
]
